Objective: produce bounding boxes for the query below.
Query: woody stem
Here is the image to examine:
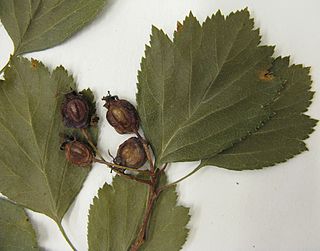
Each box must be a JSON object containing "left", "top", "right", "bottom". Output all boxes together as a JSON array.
[
  {"left": 93, "top": 158, "right": 151, "bottom": 185},
  {"left": 130, "top": 133, "right": 163, "bottom": 251},
  {"left": 93, "top": 157, "right": 150, "bottom": 174},
  {"left": 130, "top": 180, "right": 160, "bottom": 251}
]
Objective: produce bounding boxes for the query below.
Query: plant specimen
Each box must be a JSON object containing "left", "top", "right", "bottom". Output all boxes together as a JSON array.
[{"left": 0, "top": 3, "right": 317, "bottom": 250}]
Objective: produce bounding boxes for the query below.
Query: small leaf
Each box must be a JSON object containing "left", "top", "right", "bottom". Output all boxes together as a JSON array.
[
  {"left": 87, "top": 176, "right": 148, "bottom": 251},
  {"left": 0, "top": 198, "right": 39, "bottom": 251},
  {"left": 202, "top": 57, "right": 317, "bottom": 170},
  {"left": 137, "top": 9, "right": 283, "bottom": 165},
  {"left": 0, "top": 57, "right": 92, "bottom": 223},
  {"left": 88, "top": 176, "right": 190, "bottom": 251},
  {"left": 0, "top": 0, "right": 108, "bottom": 55}
]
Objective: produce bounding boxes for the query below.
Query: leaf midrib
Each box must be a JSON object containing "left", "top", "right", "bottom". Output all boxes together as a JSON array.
[
  {"left": 13, "top": 63, "right": 59, "bottom": 218},
  {"left": 13, "top": 0, "right": 41, "bottom": 53}
]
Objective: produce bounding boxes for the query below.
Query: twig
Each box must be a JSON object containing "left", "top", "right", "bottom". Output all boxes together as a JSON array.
[
  {"left": 131, "top": 163, "right": 201, "bottom": 250},
  {"left": 94, "top": 158, "right": 151, "bottom": 185},
  {"left": 130, "top": 184, "right": 159, "bottom": 251},
  {"left": 130, "top": 132, "right": 162, "bottom": 251},
  {"left": 94, "top": 157, "right": 150, "bottom": 174}
]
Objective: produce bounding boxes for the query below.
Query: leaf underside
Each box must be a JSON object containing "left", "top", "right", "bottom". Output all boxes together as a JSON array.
[
  {"left": 0, "top": 198, "right": 39, "bottom": 251},
  {"left": 88, "top": 176, "right": 190, "bottom": 251},
  {"left": 137, "top": 9, "right": 283, "bottom": 166},
  {"left": 204, "top": 57, "right": 317, "bottom": 170},
  {"left": 0, "top": 57, "right": 91, "bottom": 223},
  {"left": 137, "top": 9, "right": 317, "bottom": 170},
  {"left": 0, "top": 0, "right": 108, "bottom": 55}
]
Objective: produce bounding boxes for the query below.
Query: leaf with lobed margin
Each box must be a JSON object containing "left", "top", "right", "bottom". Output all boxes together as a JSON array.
[
  {"left": 137, "top": 9, "right": 283, "bottom": 165},
  {"left": 202, "top": 57, "right": 317, "bottom": 170},
  {"left": 0, "top": 56, "right": 96, "bottom": 224}
]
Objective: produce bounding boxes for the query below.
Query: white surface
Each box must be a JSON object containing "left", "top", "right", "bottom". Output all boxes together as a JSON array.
[{"left": 1, "top": 0, "right": 320, "bottom": 250}]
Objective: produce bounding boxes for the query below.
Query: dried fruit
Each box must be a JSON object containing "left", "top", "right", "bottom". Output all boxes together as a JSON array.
[
  {"left": 114, "top": 137, "right": 147, "bottom": 169},
  {"left": 61, "top": 91, "right": 90, "bottom": 128},
  {"left": 61, "top": 137, "right": 93, "bottom": 166},
  {"left": 102, "top": 92, "right": 139, "bottom": 134}
]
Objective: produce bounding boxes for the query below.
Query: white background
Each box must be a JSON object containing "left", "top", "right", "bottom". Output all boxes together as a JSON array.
[{"left": 1, "top": 0, "right": 320, "bottom": 250}]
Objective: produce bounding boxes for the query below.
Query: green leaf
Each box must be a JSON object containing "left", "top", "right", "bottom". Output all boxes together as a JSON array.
[
  {"left": 88, "top": 176, "right": 190, "bottom": 251},
  {"left": 0, "top": 56, "right": 90, "bottom": 223},
  {"left": 202, "top": 57, "right": 317, "bottom": 170},
  {"left": 0, "top": 198, "right": 39, "bottom": 251},
  {"left": 137, "top": 9, "right": 283, "bottom": 165},
  {"left": 0, "top": 0, "right": 108, "bottom": 55}
]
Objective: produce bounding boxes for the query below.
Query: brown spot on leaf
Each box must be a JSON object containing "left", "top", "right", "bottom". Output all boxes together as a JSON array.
[
  {"left": 259, "top": 70, "right": 274, "bottom": 81},
  {"left": 31, "top": 59, "right": 38, "bottom": 69}
]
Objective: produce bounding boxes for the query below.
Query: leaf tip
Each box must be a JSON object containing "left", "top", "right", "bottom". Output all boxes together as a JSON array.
[
  {"left": 176, "top": 21, "right": 183, "bottom": 32},
  {"left": 151, "top": 25, "right": 160, "bottom": 34},
  {"left": 240, "top": 7, "right": 250, "bottom": 16}
]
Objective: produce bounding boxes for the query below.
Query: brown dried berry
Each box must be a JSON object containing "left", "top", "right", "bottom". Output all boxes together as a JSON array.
[
  {"left": 61, "top": 139, "right": 93, "bottom": 166},
  {"left": 102, "top": 92, "right": 139, "bottom": 134},
  {"left": 61, "top": 91, "right": 90, "bottom": 128},
  {"left": 114, "top": 137, "right": 146, "bottom": 169}
]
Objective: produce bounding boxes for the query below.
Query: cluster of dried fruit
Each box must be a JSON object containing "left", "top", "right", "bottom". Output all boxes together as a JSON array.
[{"left": 60, "top": 90, "right": 147, "bottom": 172}]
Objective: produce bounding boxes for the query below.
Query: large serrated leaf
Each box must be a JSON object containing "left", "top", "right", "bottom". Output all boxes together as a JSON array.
[
  {"left": 0, "top": 0, "right": 108, "bottom": 55},
  {"left": 202, "top": 57, "right": 317, "bottom": 170},
  {"left": 0, "top": 57, "right": 90, "bottom": 223},
  {"left": 88, "top": 175, "right": 190, "bottom": 251},
  {"left": 0, "top": 198, "right": 39, "bottom": 251},
  {"left": 137, "top": 9, "right": 283, "bottom": 165}
]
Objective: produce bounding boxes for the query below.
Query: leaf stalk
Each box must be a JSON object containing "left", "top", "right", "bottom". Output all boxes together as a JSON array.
[
  {"left": 57, "top": 222, "right": 77, "bottom": 251},
  {"left": 158, "top": 164, "right": 202, "bottom": 193}
]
